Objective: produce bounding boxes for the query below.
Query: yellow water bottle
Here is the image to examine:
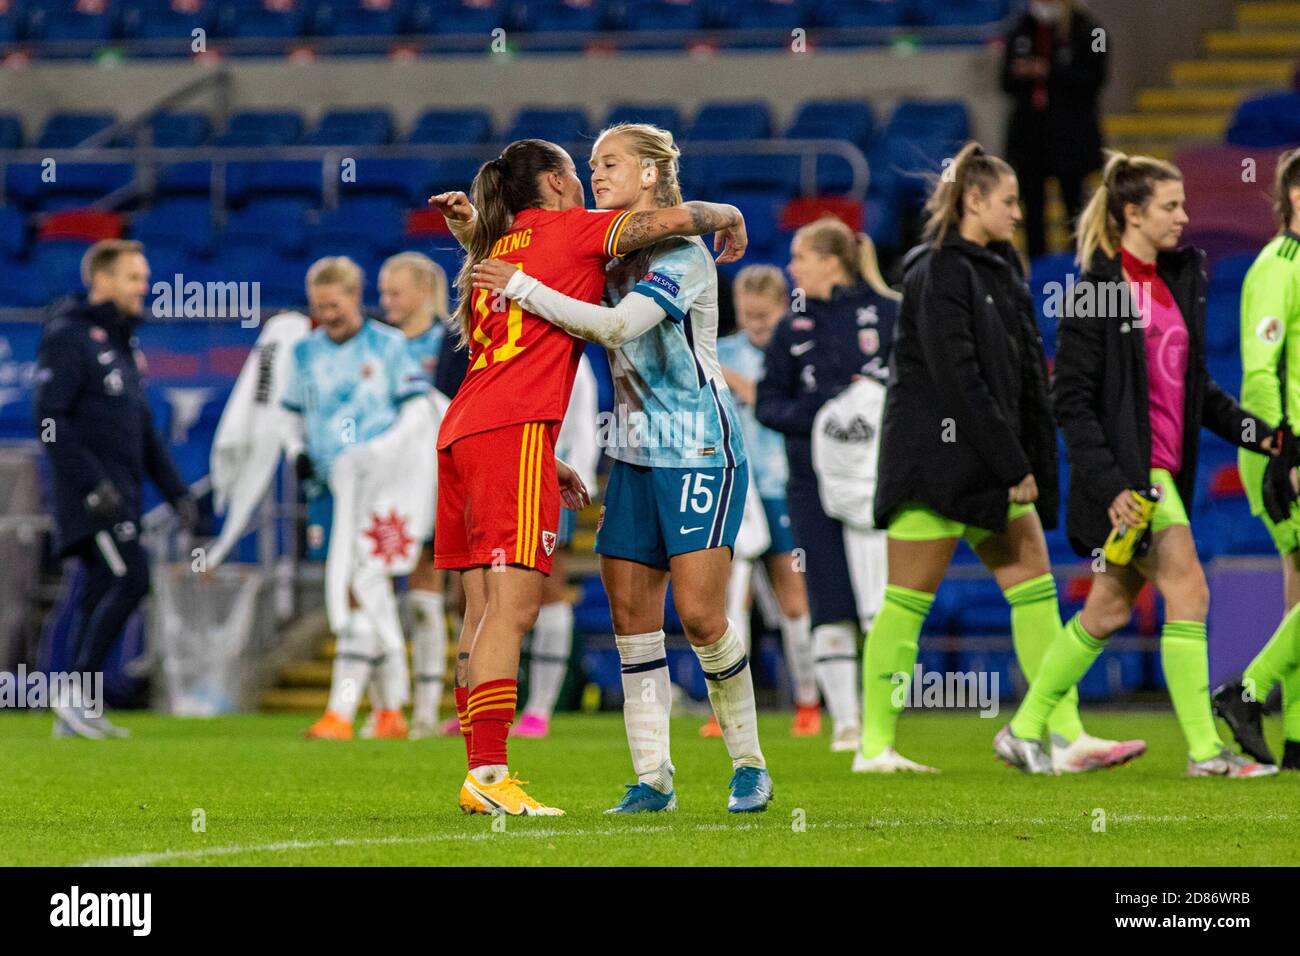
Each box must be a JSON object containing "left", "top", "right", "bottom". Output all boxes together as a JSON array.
[{"left": 1102, "top": 486, "right": 1161, "bottom": 566}]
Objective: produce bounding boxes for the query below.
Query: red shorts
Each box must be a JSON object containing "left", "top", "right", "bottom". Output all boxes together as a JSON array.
[{"left": 434, "top": 421, "right": 561, "bottom": 575}]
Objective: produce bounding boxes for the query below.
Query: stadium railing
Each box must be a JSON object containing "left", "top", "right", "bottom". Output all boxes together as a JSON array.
[{"left": 0, "top": 137, "right": 870, "bottom": 215}]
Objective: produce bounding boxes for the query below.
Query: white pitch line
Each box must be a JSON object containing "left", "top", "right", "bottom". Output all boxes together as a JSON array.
[{"left": 78, "top": 811, "right": 1294, "bottom": 866}]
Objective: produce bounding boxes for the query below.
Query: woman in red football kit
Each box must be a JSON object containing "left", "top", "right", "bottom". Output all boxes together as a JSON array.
[{"left": 428, "top": 138, "right": 747, "bottom": 815}]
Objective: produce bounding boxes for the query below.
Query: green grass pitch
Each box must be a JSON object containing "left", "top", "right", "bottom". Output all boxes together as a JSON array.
[{"left": 2, "top": 710, "right": 1297, "bottom": 866}]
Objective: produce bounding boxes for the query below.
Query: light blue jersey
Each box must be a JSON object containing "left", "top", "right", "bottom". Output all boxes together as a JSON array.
[
  {"left": 605, "top": 236, "right": 746, "bottom": 470},
  {"left": 282, "top": 318, "right": 430, "bottom": 480},
  {"left": 403, "top": 321, "right": 445, "bottom": 387},
  {"left": 717, "top": 331, "right": 788, "bottom": 499}
]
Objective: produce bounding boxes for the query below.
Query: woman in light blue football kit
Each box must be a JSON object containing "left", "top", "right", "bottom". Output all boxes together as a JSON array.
[
  {"left": 717, "top": 265, "right": 821, "bottom": 738},
  {"left": 472, "top": 122, "right": 772, "bottom": 814}
]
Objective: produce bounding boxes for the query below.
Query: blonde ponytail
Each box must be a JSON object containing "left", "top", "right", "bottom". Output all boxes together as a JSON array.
[
  {"left": 1075, "top": 150, "right": 1183, "bottom": 267},
  {"left": 793, "top": 215, "right": 899, "bottom": 299}
]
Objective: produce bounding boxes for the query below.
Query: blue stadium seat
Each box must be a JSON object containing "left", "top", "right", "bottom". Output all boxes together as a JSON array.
[
  {"left": 408, "top": 107, "right": 493, "bottom": 144},
  {"left": 602, "top": 103, "right": 683, "bottom": 136},
  {"left": 1210, "top": 251, "right": 1256, "bottom": 292},
  {"left": 230, "top": 159, "right": 321, "bottom": 203},
  {"left": 787, "top": 99, "right": 874, "bottom": 152},
  {"left": 610, "top": 0, "right": 704, "bottom": 32},
  {"left": 132, "top": 199, "right": 216, "bottom": 257},
  {"left": 1226, "top": 92, "right": 1300, "bottom": 149},
  {"left": 887, "top": 98, "right": 969, "bottom": 142},
  {"left": 863, "top": 190, "right": 901, "bottom": 249},
  {"left": 157, "top": 161, "right": 215, "bottom": 196},
  {"left": 212, "top": 110, "right": 305, "bottom": 147},
  {"left": 36, "top": 111, "right": 116, "bottom": 148},
  {"left": 311, "top": 197, "right": 404, "bottom": 257},
  {"left": 685, "top": 100, "right": 772, "bottom": 141},
  {"left": 913, "top": 0, "right": 1008, "bottom": 28},
  {"left": 0, "top": 3, "right": 26, "bottom": 45},
  {"left": 337, "top": 157, "right": 436, "bottom": 204},
  {"left": 311, "top": 0, "right": 408, "bottom": 36},
  {"left": 115, "top": 111, "right": 212, "bottom": 148},
  {"left": 25, "top": 0, "right": 115, "bottom": 42},
  {"left": 5, "top": 162, "right": 134, "bottom": 207},
  {"left": 708, "top": 153, "right": 800, "bottom": 196},
  {"left": 306, "top": 108, "right": 395, "bottom": 145},
  {"left": 424, "top": 156, "right": 483, "bottom": 194},
  {"left": 214, "top": 0, "right": 309, "bottom": 39},
  {"left": 0, "top": 113, "right": 24, "bottom": 150},
  {"left": 407, "top": 0, "right": 503, "bottom": 35},
  {"left": 721, "top": 190, "right": 780, "bottom": 255},
  {"left": 31, "top": 239, "right": 93, "bottom": 297},
  {"left": 223, "top": 198, "right": 312, "bottom": 254},
  {"left": 719, "top": 0, "right": 809, "bottom": 30},
  {"left": 514, "top": 0, "right": 603, "bottom": 33},
  {"left": 0, "top": 207, "right": 26, "bottom": 259},
  {"left": 503, "top": 107, "right": 589, "bottom": 144},
  {"left": 813, "top": 0, "right": 907, "bottom": 28},
  {"left": 120, "top": 0, "right": 214, "bottom": 40}
]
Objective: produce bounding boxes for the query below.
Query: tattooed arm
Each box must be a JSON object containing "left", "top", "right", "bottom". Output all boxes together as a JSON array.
[{"left": 615, "top": 201, "right": 747, "bottom": 263}]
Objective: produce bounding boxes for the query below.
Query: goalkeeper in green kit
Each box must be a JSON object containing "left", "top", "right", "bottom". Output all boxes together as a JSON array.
[{"left": 1214, "top": 148, "right": 1300, "bottom": 770}]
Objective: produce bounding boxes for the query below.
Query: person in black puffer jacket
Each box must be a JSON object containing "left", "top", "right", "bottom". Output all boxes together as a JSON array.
[
  {"left": 1000, "top": 152, "right": 1281, "bottom": 779},
  {"left": 756, "top": 215, "right": 899, "bottom": 751},
  {"left": 862, "top": 142, "right": 1141, "bottom": 775},
  {"left": 33, "top": 240, "right": 196, "bottom": 739}
]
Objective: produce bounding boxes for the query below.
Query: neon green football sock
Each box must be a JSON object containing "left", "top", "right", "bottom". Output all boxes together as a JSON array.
[
  {"left": 1160, "top": 620, "right": 1223, "bottom": 762},
  {"left": 1283, "top": 667, "right": 1300, "bottom": 743},
  {"left": 1005, "top": 574, "right": 1084, "bottom": 743},
  {"left": 1009, "top": 613, "right": 1104, "bottom": 741},
  {"left": 860, "top": 584, "right": 932, "bottom": 758},
  {"left": 1243, "top": 600, "right": 1300, "bottom": 706}
]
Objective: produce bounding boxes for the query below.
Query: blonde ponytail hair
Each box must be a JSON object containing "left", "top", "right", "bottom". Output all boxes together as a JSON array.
[
  {"left": 1075, "top": 150, "right": 1184, "bottom": 267},
  {"left": 793, "top": 215, "right": 900, "bottom": 301},
  {"left": 922, "top": 141, "right": 1014, "bottom": 248}
]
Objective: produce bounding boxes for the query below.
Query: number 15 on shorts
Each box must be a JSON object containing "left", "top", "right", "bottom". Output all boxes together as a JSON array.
[{"left": 679, "top": 472, "right": 717, "bottom": 519}]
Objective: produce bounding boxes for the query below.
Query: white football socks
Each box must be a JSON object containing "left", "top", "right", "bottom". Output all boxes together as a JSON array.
[
  {"left": 693, "top": 621, "right": 765, "bottom": 770},
  {"left": 524, "top": 600, "right": 573, "bottom": 719},
  {"left": 813, "top": 620, "right": 860, "bottom": 733},
  {"left": 780, "top": 612, "right": 819, "bottom": 707},
  {"left": 329, "top": 616, "right": 377, "bottom": 721},
  {"left": 616, "top": 629, "right": 674, "bottom": 793},
  {"left": 726, "top": 557, "right": 754, "bottom": 654},
  {"left": 408, "top": 589, "right": 447, "bottom": 723}
]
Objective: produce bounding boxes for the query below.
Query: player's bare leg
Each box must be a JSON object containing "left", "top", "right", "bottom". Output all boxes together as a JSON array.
[
  {"left": 671, "top": 546, "right": 772, "bottom": 811},
  {"left": 515, "top": 549, "right": 572, "bottom": 738},
  {"left": 458, "top": 564, "right": 565, "bottom": 815}
]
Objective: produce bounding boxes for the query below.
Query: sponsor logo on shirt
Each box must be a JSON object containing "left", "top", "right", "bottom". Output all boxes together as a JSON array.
[{"left": 643, "top": 272, "right": 681, "bottom": 298}]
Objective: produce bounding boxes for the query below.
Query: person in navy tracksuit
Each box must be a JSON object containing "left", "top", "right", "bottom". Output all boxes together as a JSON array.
[
  {"left": 755, "top": 217, "right": 898, "bottom": 750},
  {"left": 33, "top": 240, "right": 196, "bottom": 739}
]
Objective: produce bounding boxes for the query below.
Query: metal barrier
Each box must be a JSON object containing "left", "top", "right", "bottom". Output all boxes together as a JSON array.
[{"left": 0, "top": 136, "right": 871, "bottom": 218}]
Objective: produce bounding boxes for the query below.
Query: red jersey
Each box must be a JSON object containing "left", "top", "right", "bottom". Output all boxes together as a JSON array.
[{"left": 438, "top": 206, "right": 631, "bottom": 448}]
